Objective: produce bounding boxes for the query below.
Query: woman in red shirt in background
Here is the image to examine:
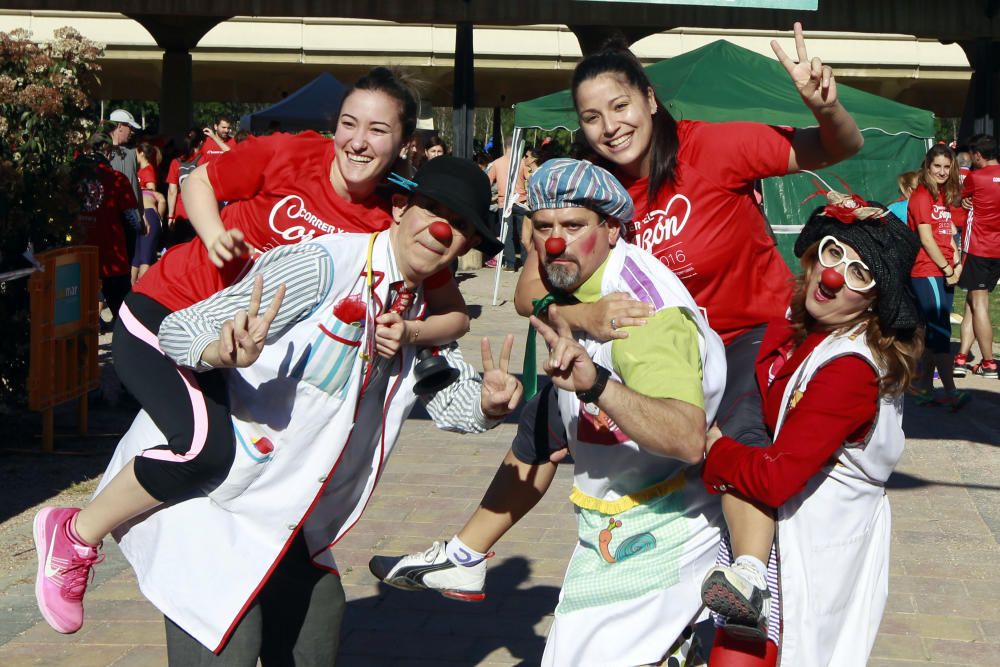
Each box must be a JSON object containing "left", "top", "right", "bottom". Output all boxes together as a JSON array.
[
  {"left": 33, "top": 67, "right": 472, "bottom": 636},
  {"left": 907, "top": 143, "right": 969, "bottom": 409},
  {"left": 134, "top": 142, "right": 165, "bottom": 283}
]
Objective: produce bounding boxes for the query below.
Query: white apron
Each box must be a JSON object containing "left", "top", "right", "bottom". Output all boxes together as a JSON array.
[
  {"left": 97, "top": 232, "right": 425, "bottom": 652},
  {"left": 542, "top": 243, "right": 727, "bottom": 667},
  {"left": 774, "top": 327, "right": 904, "bottom": 667}
]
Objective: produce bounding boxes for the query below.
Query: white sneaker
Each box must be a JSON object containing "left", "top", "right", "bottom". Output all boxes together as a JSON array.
[
  {"left": 368, "top": 541, "right": 487, "bottom": 602},
  {"left": 701, "top": 561, "right": 770, "bottom": 642}
]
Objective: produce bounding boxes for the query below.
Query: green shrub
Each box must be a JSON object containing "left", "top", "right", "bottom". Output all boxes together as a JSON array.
[{"left": 0, "top": 27, "right": 102, "bottom": 405}]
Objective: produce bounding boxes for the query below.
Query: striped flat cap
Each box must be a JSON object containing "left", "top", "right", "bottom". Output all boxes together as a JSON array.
[{"left": 527, "top": 158, "right": 634, "bottom": 222}]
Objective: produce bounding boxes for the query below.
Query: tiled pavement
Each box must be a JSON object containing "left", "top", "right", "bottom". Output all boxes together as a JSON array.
[{"left": 2, "top": 267, "right": 999, "bottom": 666}]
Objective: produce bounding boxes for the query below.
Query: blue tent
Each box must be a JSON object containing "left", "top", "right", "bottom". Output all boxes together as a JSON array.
[{"left": 240, "top": 72, "right": 346, "bottom": 133}]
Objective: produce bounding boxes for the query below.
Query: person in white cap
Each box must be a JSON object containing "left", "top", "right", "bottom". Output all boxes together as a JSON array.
[{"left": 107, "top": 108, "right": 145, "bottom": 264}]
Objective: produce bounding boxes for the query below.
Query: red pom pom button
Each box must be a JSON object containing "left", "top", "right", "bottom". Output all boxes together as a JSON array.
[
  {"left": 821, "top": 267, "right": 845, "bottom": 291},
  {"left": 429, "top": 220, "right": 453, "bottom": 245},
  {"left": 252, "top": 437, "right": 274, "bottom": 455},
  {"left": 545, "top": 237, "right": 566, "bottom": 256}
]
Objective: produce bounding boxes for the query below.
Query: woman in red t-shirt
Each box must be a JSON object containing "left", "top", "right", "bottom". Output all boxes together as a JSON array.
[
  {"left": 510, "top": 23, "right": 862, "bottom": 656},
  {"left": 164, "top": 129, "right": 206, "bottom": 248},
  {"left": 133, "top": 142, "right": 165, "bottom": 282},
  {"left": 32, "top": 68, "right": 473, "bottom": 637},
  {"left": 907, "top": 143, "right": 969, "bottom": 409}
]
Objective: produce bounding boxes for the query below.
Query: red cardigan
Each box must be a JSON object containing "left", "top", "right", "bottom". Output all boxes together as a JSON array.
[{"left": 702, "top": 318, "right": 879, "bottom": 508}]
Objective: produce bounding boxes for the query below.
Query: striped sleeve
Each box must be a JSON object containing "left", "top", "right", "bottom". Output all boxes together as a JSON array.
[
  {"left": 159, "top": 243, "right": 334, "bottom": 369},
  {"left": 420, "top": 343, "right": 501, "bottom": 434}
]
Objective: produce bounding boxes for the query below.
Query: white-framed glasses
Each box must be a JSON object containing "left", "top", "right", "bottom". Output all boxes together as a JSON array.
[{"left": 817, "top": 235, "right": 876, "bottom": 292}]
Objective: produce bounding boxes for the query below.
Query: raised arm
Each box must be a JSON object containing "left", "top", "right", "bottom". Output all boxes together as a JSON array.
[
  {"left": 159, "top": 243, "right": 332, "bottom": 369},
  {"left": 777, "top": 23, "right": 864, "bottom": 172}
]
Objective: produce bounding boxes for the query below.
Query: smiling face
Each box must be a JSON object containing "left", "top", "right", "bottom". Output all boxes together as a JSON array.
[
  {"left": 803, "top": 240, "right": 877, "bottom": 329},
  {"left": 391, "top": 193, "right": 477, "bottom": 286},
  {"left": 574, "top": 73, "right": 656, "bottom": 179},
  {"left": 331, "top": 89, "right": 405, "bottom": 200},
  {"left": 531, "top": 207, "right": 619, "bottom": 292},
  {"left": 927, "top": 154, "right": 952, "bottom": 186}
]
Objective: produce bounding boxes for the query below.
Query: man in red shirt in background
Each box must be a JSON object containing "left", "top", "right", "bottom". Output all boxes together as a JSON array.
[
  {"left": 73, "top": 133, "right": 141, "bottom": 323},
  {"left": 958, "top": 134, "right": 1000, "bottom": 378},
  {"left": 199, "top": 114, "right": 236, "bottom": 162}
]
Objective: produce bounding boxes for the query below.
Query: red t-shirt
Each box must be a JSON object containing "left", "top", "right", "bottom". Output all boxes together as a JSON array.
[
  {"left": 138, "top": 164, "right": 157, "bottom": 189},
  {"left": 136, "top": 132, "right": 395, "bottom": 312},
  {"left": 199, "top": 135, "right": 236, "bottom": 162},
  {"left": 76, "top": 161, "right": 137, "bottom": 278},
  {"left": 907, "top": 185, "right": 967, "bottom": 277},
  {"left": 618, "top": 120, "right": 795, "bottom": 345},
  {"left": 702, "top": 318, "right": 879, "bottom": 508},
  {"left": 961, "top": 163, "right": 1000, "bottom": 258}
]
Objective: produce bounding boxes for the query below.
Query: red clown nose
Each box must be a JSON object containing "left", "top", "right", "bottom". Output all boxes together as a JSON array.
[
  {"left": 545, "top": 237, "right": 566, "bottom": 256},
  {"left": 428, "top": 221, "right": 453, "bottom": 245},
  {"left": 821, "top": 267, "right": 845, "bottom": 291}
]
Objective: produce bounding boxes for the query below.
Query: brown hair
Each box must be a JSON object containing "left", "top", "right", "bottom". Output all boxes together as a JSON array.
[
  {"left": 918, "top": 144, "right": 961, "bottom": 206},
  {"left": 789, "top": 244, "right": 922, "bottom": 398},
  {"left": 896, "top": 170, "right": 919, "bottom": 199}
]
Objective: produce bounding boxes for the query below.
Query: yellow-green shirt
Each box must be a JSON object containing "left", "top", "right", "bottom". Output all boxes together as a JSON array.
[{"left": 573, "top": 258, "right": 705, "bottom": 409}]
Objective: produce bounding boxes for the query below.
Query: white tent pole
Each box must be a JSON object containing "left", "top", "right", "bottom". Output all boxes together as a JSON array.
[{"left": 492, "top": 125, "right": 526, "bottom": 306}]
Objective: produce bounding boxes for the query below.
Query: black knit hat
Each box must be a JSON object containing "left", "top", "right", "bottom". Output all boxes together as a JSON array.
[{"left": 794, "top": 191, "right": 921, "bottom": 331}]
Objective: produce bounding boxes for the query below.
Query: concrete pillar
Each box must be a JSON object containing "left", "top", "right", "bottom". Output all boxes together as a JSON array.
[
  {"left": 160, "top": 48, "right": 193, "bottom": 142},
  {"left": 452, "top": 21, "right": 475, "bottom": 159},
  {"left": 959, "top": 38, "right": 1000, "bottom": 139},
  {"left": 569, "top": 25, "right": 666, "bottom": 56}
]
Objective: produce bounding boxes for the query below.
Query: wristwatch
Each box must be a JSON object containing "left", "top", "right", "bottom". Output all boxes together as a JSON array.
[{"left": 576, "top": 364, "right": 612, "bottom": 404}]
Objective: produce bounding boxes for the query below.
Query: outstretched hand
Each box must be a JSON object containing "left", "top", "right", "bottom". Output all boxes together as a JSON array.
[
  {"left": 212, "top": 274, "right": 286, "bottom": 368},
  {"left": 480, "top": 334, "right": 523, "bottom": 418},
  {"left": 529, "top": 304, "right": 597, "bottom": 393},
  {"left": 772, "top": 22, "right": 838, "bottom": 112}
]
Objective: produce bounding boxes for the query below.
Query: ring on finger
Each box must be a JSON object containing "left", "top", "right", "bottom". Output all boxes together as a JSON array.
[{"left": 610, "top": 317, "right": 618, "bottom": 331}]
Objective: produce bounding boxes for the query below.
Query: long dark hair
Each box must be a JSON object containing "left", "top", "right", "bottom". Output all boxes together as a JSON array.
[
  {"left": 344, "top": 66, "right": 420, "bottom": 141},
  {"left": 789, "top": 244, "right": 922, "bottom": 398},
  {"left": 571, "top": 39, "right": 679, "bottom": 207}
]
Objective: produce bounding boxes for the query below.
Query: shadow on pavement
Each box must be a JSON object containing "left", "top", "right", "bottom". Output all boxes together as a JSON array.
[
  {"left": 339, "top": 557, "right": 555, "bottom": 666},
  {"left": 901, "top": 387, "right": 1000, "bottom": 447}
]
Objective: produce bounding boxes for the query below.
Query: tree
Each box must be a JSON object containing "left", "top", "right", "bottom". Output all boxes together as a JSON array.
[{"left": 0, "top": 27, "right": 102, "bottom": 404}]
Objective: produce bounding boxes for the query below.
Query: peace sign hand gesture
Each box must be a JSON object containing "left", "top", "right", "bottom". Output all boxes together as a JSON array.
[
  {"left": 480, "top": 334, "right": 523, "bottom": 419},
  {"left": 529, "top": 305, "right": 598, "bottom": 394},
  {"left": 772, "top": 22, "right": 838, "bottom": 112},
  {"left": 209, "top": 274, "right": 286, "bottom": 369}
]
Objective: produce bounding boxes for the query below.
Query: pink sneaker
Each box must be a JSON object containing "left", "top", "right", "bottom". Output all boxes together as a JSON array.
[{"left": 33, "top": 507, "right": 103, "bottom": 633}]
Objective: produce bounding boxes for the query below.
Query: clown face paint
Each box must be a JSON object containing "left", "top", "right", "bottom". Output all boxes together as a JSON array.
[
  {"left": 805, "top": 239, "right": 876, "bottom": 329},
  {"left": 531, "top": 207, "right": 619, "bottom": 292}
]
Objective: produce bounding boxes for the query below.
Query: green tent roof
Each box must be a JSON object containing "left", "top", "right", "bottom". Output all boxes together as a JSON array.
[{"left": 514, "top": 39, "right": 934, "bottom": 138}]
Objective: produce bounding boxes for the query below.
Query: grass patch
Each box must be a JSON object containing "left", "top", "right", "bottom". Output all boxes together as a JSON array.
[{"left": 950, "top": 287, "right": 1000, "bottom": 347}]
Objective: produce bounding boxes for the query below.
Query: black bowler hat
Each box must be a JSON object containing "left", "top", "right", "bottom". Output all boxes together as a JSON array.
[
  {"left": 795, "top": 191, "right": 921, "bottom": 331},
  {"left": 409, "top": 156, "right": 503, "bottom": 257}
]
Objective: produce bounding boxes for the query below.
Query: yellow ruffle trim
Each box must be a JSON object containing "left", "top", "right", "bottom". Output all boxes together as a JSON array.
[{"left": 569, "top": 472, "right": 686, "bottom": 514}]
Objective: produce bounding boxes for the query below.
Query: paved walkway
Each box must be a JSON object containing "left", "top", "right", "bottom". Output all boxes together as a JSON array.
[{"left": 1, "top": 268, "right": 999, "bottom": 666}]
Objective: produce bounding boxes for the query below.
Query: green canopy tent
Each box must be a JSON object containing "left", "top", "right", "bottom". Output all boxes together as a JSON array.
[{"left": 509, "top": 39, "right": 934, "bottom": 270}]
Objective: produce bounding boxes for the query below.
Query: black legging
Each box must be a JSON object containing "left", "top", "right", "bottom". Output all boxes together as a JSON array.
[{"left": 113, "top": 292, "right": 235, "bottom": 502}]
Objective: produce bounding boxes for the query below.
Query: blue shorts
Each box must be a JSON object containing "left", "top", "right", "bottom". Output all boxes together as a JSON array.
[{"left": 911, "top": 276, "right": 954, "bottom": 354}]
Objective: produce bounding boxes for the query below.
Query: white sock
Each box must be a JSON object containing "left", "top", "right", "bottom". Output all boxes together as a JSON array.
[
  {"left": 446, "top": 535, "right": 486, "bottom": 567},
  {"left": 734, "top": 554, "right": 768, "bottom": 588}
]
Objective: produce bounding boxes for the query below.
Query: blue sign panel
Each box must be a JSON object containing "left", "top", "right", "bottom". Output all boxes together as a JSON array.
[{"left": 54, "top": 262, "right": 82, "bottom": 326}]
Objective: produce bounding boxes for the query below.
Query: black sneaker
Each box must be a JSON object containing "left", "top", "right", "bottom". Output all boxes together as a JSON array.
[{"left": 701, "top": 562, "right": 770, "bottom": 642}]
